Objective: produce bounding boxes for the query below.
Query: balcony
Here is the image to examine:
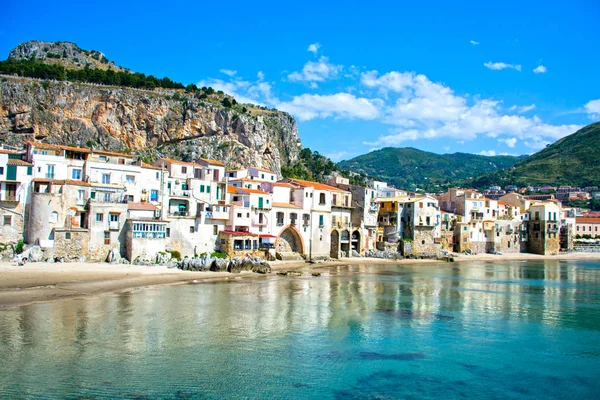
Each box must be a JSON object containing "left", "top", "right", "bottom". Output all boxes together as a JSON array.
[
  {"left": 548, "top": 227, "right": 559, "bottom": 234},
  {"left": 169, "top": 210, "right": 189, "bottom": 217},
  {"left": 109, "top": 221, "right": 120, "bottom": 230},
  {"left": 45, "top": 173, "right": 56, "bottom": 179},
  {"left": 170, "top": 190, "right": 191, "bottom": 198}
]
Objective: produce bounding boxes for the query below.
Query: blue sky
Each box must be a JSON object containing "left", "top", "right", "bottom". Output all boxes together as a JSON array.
[{"left": 2, "top": 0, "right": 599, "bottom": 161}]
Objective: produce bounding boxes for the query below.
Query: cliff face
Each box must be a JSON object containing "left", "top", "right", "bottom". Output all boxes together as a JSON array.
[{"left": 0, "top": 77, "right": 301, "bottom": 174}]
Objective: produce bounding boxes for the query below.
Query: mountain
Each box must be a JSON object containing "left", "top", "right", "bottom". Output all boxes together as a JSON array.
[
  {"left": 8, "top": 40, "right": 126, "bottom": 72},
  {"left": 0, "top": 41, "right": 301, "bottom": 175},
  {"left": 338, "top": 147, "right": 522, "bottom": 191},
  {"left": 469, "top": 121, "right": 600, "bottom": 188}
]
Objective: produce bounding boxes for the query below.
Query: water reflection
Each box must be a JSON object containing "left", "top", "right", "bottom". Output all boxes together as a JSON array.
[{"left": 0, "top": 260, "right": 599, "bottom": 398}]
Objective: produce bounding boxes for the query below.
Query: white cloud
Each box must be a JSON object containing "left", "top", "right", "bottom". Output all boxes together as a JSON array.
[
  {"left": 470, "top": 40, "right": 480, "bottom": 45},
  {"left": 278, "top": 93, "right": 381, "bottom": 121},
  {"left": 584, "top": 99, "right": 600, "bottom": 117},
  {"left": 533, "top": 65, "right": 547, "bottom": 74},
  {"left": 307, "top": 43, "right": 321, "bottom": 55},
  {"left": 509, "top": 104, "right": 536, "bottom": 113},
  {"left": 499, "top": 137, "right": 517, "bottom": 148},
  {"left": 484, "top": 62, "right": 522, "bottom": 71},
  {"left": 197, "top": 76, "right": 276, "bottom": 106},
  {"left": 326, "top": 150, "right": 351, "bottom": 162},
  {"left": 257, "top": 71, "right": 265, "bottom": 81},
  {"left": 479, "top": 150, "right": 497, "bottom": 156},
  {"left": 219, "top": 69, "right": 237, "bottom": 77},
  {"left": 288, "top": 56, "right": 342, "bottom": 83},
  {"left": 360, "top": 70, "right": 580, "bottom": 147}
]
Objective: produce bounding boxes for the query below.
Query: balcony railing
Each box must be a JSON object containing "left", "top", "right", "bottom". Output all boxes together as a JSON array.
[
  {"left": 169, "top": 210, "right": 189, "bottom": 217},
  {"left": 109, "top": 221, "right": 120, "bottom": 230},
  {"left": 45, "top": 173, "right": 55, "bottom": 179}
]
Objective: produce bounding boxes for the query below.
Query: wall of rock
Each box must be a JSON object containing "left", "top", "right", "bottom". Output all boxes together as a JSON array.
[{"left": 0, "top": 78, "right": 301, "bottom": 175}]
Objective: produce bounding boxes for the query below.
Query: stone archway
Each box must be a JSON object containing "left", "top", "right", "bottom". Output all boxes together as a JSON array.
[
  {"left": 276, "top": 227, "right": 304, "bottom": 254},
  {"left": 330, "top": 230, "right": 340, "bottom": 258},
  {"left": 352, "top": 230, "right": 361, "bottom": 254},
  {"left": 340, "top": 230, "right": 350, "bottom": 256}
]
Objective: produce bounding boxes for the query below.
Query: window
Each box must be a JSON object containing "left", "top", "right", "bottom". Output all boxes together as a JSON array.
[
  {"left": 103, "top": 193, "right": 111, "bottom": 202},
  {"left": 102, "top": 173, "right": 111, "bottom": 184},
  {"left": 0, "top": 166, "right": 5, "bottom": 174},
  {"left": 290, "top": 213, "right": 298, "bottom": 225},
  {"left": 207, "top": 186, "right": 211, "bottom": 193},
  {"left": 182, "top": 166, "right": 187, "bottom": 174},
  {"left": 78, "top": 190, "right": 85, "bottom": 203},
  {"left": 319, "top": 193, "right": 326, "bottom": 205},
  {"left": 72, "top": 169, "right": 82, "bottom": 180},
  {"left": 234, "top": 240, "right": 243, "bottom": 250},
  {"left": 118, "top": 158, "right": 125, "bottom": 165},
  {"left": 109, "top": 213, "right": 119, "bottom": 222},
  {"left": 150, "top": 190, "right": 158, "bottom": 201},
  {"left": 104, "top": 231, "right": 110, "bottom": 245},
  {"left": 47, "top": 165, "right": 55, "bottom": 179},
  {"left": 156, "top": 172, "right": 160, "bottom": 179},
  {"left": 276, "top": 212, "right": 284, "bottom": 225},
  {"left": 237, "top": 213, "right": 242, "bottom": 218},
  {"left": 166, "top": 228, "right": 170, "bottom": 237},
  {"left": 99, "top": 155, "right": 107, "bottom": 161},
  {"left": 126, "top": 175, "right": 135, "bottom": 184},
  {"left": 213, "top": 225, "right": 218, "bottom": 235},
  {"left": 190, "top": 226, "right": 195, "bottom": 233},
  {"left": 96, "top": 213, "right": 103, "bottom": 222},
  {"left": 200, "top": 185, "right": 205, "bottom": 193},
  {"left": 3, "top": 215, "right": 11, "bottom": 226},
  {"left": 65, "top": 232, "right": 71, "bottom": 240},
  {"left": 319, "top": 215, "right": 324, "bottom": 226},
  {"left": 132, "top": 223, "right": 166, "bottom": 238}
]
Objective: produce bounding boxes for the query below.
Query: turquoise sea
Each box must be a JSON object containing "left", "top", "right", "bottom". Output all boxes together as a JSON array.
[{"left": 1, "top": 260, "right": 600, "bottom": 399}]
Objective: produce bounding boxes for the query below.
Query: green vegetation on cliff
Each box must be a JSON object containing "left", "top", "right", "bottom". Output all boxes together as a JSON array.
[
  {"left": 468, "top": 121, "right": 600, "bottom": 188},
  {"left": 282, "top": 148, "right": 369, "bottom": 186},
  {"left": 0, "top": 59, "right": 187, "bottom": 90},
  {"left": 338, "top": 147, "right": 521, "bottom": 191}
]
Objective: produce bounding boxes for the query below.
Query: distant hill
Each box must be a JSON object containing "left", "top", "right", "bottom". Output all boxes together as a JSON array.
[
  {"left": 338, "top": 147, "right": 522, "bottom": 191},
  {"left": 469, "top": 121, "right": 600, "bottom": 188}
]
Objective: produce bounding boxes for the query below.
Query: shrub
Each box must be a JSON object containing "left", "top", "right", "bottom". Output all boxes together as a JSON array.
[
  {"left": 166, "top": 250, "right": 181, "bottom": 260},
  {"left": 211, "top": 251, "right": 228, "bottom": 259},
  {"left": 15, "top": 240, "right": 25, "bottom": 254},
  {"left": 221, "top": 97, "right": 232, "bottom": 108}
]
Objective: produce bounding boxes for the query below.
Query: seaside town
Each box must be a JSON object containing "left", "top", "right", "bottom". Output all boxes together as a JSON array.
[{"left": 1, "top": 141, "right": 598, "bottom": 266}]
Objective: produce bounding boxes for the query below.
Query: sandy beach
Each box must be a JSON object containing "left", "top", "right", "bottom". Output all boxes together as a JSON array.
[{"left": 1, "top": 252, "right": 599, "bottom": 309}]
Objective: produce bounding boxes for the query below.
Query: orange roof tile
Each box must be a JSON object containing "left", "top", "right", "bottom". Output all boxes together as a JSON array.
[
  {"left": 227, "top": 185, "right": 238, "bottom": 194},
  {"left": 284, "top": 178, "right": 345, "bottom": 192},
  {"left": 238, "top": 188, "right": 269, "bottom": 195},
  {"left": 7, "top": 159, "right": 32, "bottom": 166},
  {"left": 128, "top": 202, "right": 158, "bottom": 211},
  {"left": 157, "top": 157, "right": 198, "bottom": 166},
  {"left": 199, "top": 158, "right": 225, "bottom": 166},
  {"left": 0, "top": 149, "right": 23, "bottom": 155},
  {"left": 27, "top": 140, "right": 91, "bottom": 153},
  {"left": 273, "top": 182, "right": 295, "bottom": 188},
  {"left": 576, "top": 218, "right": 600, "bottom": 224},
  {"left": 140, "top": 162, "right": 163, "bottom": 170}
]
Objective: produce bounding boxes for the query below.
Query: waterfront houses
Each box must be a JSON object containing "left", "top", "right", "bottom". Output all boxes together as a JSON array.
[{"left": 0, "top": 141, "right": 586, "bottom": 263}]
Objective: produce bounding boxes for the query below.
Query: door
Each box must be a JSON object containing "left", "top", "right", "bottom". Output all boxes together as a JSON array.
[
  {"left": 213, "top": 169, "right": 219, "bottom": 182},
  {"left": 6, "top": 165, "right": 17, "bottom": 181}
]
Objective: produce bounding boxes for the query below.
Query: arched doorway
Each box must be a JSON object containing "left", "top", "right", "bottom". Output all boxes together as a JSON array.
[
  {"left": 330, "top": 230, "right": 340, "bottom": 258},
  {"left": 340, "top": 230, "right": 350, "bottom": 256},
  {"left": 276, "top": 227, "right": 304, "bottom": 254},
  {"left": 352, "top": 230, "right": 361, "bottom": 254}
]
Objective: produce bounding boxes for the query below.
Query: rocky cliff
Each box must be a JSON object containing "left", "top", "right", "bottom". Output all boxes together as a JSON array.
[{"left": 0, "top": 77, "right": 301, "bottom": 174}]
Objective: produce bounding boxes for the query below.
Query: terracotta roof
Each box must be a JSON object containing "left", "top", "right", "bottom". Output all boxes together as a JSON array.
[
  {"left": 259, "top": 234, "right": 278, "bottom": 239},
  {"left": 27, "top": 140, "right": 91, "bottom": 153},
  {"left": 141, "top": 162, "right": 163, "bottom": 170},
  {"left": 199, "top": 158, "right": 225, "bottom": 166},
  {"left": 128, "top": 202, "right": 158, "bottom": 211},
  {"left": 7, "top": 159, "right": 32, "bottom": 166},
  {"left": 32, "top": 178, "right": 90, "bottom": 187},
  {"left": 283, "top": 178, "right": 344, "bottom": 192},
  {"left": 27, "top": 140, "right": 133, "bottom": 158},
  {"left": 272, "top": 202, "right": 302, "bottom": 209},
  {"left": 498, "top": 201, "right": 509, "bottom": 205},
  {"left": 219, "top": 230, "right": 259, "bottom": 236},
  {"left": 238, "top": 188, "right": 269, "bottom": 195},
  {"left": 227, "top": 185, "right": 238, "bottom": 194},
  {"left": 0, "top": 149, "right": 23, "bottom": 155},
  {"left": 273, "top": 182, "right": 295, "bottom": 188},
  {"left": 576, "top": 218, "right": 600, "bottom": 224},
  {"left": 157, "top": 158, "right": 198, "bottom": 166}
]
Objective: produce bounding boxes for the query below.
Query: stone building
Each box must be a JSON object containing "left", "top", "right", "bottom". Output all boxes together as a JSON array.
[{"left": 527, "top": 201, "right": 561, "bottom": 255}]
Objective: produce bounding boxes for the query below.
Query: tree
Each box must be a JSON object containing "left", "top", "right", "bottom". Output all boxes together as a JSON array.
[{"left": 221, "top": 97, "right": 232, "bottom": 108}]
